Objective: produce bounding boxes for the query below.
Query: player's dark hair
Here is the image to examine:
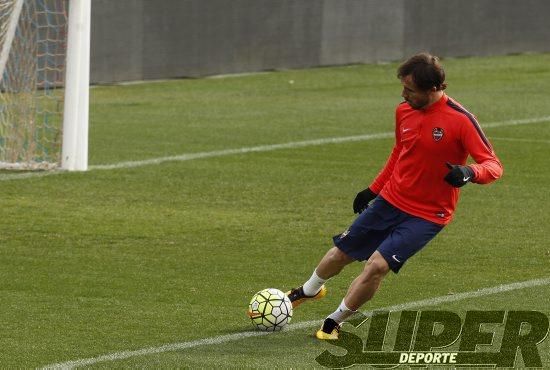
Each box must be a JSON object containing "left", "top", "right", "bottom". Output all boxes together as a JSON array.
[{"left": 397, "top": 53, "right": 447, "bottom": 91}]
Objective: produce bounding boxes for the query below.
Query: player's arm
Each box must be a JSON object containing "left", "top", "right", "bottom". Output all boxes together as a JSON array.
[
  {"left": 353, "top": 114, "right": 403, "bottom": 213},
  {"left": 444, "top": 117, "right": 503, "bottom": 187},
  {"left": 462, "top": 121, "right": 503, "bottom": 184},
  {"left": 369, "top": 140, "right": 402, "bottom": 192}
]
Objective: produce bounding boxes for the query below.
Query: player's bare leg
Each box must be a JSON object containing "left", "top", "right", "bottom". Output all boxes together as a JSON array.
[
  {"left": 316, "top": 251, "right": 390, "bottom": 340},
  {"left": 286, "top": 247, "right": 354, "bottom": 308},
  {"left": 316, "top": 246, "right": 355, "bottom": 279}
]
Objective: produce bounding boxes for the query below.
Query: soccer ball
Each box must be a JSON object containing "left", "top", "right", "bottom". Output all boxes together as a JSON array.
[{"left": 247, "top": 288, "right": 293, "bottom": 331}]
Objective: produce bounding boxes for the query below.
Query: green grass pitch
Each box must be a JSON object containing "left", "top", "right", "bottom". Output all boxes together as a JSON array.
[{"left": 0, "top": 53, "right": 549, "bottom": 368}]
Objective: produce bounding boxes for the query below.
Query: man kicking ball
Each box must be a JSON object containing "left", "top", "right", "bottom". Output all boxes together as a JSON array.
[{"left": 286, "top": 53, "right": 503, "bottom": 340}]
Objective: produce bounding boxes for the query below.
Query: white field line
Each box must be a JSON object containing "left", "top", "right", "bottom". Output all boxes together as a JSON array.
[
  {"left": 41, "top": 276, "right": 550, "bottom": 369},
  {"left": 491, "top": 137, "right": 550, "bottom": 144},
  {"left": 1, "top": 115, "right": 550, "bottom": 183},
  {"left": 88, "top": 132, "right": 393, "bottom": 171}
]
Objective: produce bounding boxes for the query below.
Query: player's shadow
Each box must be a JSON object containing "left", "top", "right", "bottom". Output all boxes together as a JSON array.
[
  {"left": 216, "top": 323, "right": 292, "bottom": 336},
  {"left": 217, "top": 325, "right": 257, "bottom": 335}
]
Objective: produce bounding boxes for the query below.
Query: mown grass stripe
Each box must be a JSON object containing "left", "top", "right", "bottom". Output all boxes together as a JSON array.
[
  {"left": 41, "top": 277, "right": 550, "bottom": 369},
  {"left": 1, "top": 115, "right": 549, "bottom": 182}
]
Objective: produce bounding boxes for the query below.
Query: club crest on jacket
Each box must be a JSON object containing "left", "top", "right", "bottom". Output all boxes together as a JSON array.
[{"left": 432, "top": 127, "right": 444, "bottom": 141}]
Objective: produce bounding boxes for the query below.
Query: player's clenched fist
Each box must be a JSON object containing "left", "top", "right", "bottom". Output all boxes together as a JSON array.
[
  {"left": 444, "top": 162, "right": 475, "bottom": 188},
  {"left": 352, "top": 187, "right": 377, "bottom": 214}
]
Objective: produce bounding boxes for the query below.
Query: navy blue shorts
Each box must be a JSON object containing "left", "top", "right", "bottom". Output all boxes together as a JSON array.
[{"left": 333, "top": 196, "right": 444, "bottom": 273}]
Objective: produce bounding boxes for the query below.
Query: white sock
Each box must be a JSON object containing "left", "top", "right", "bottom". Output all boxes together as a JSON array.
[
  {"left": 327, "top": 299, "right": 357, "bottom": 324},
  {"left": 302, "top": 269, "right": 327, "bottom": 296}
]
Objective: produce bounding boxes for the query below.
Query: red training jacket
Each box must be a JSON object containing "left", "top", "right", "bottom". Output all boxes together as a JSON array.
[{"left": 369, "top": 94, "right": 503, "bottom": 225}]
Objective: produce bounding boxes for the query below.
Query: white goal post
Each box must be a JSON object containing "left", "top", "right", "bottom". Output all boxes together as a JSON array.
[
  {"left": 0, "top": 0, "right": 90, "bottom": 171},
  {"left": 62, "top": 0, "right": 90, "bottom": 171}
]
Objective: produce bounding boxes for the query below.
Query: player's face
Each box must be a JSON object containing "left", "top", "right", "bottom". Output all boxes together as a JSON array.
[{"left": 400, "top": 75, "right": 431, "bottom": 110}]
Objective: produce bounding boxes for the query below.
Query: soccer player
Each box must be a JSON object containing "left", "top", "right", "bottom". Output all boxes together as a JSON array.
[{"left": 286, "top": 53, "right": 503, "bottom": 340}]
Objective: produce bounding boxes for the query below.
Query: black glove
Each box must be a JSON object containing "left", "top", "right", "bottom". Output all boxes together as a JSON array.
[
  {"left": 444, "top": 162, "right": 475, "bottom": 188},
  {"left": 353, "top": 187, "right": 377, "bottom": 214}
]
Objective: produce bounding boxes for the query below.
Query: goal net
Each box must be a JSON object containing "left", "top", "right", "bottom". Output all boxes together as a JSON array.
[{"left": 0, "top": 0, "right": 67, "bottom": 170}]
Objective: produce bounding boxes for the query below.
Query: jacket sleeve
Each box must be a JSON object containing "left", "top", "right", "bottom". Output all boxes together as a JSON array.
[
  {"left": 369, "top": 112, "right": 403, "bottom": 193},
  {"left": 461, "top": 117, "right": 503, "bottom": 184}
]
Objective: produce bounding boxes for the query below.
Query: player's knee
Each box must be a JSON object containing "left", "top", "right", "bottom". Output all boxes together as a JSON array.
[{"left": 364, "top": 257, "right": 390, "bottom": 279}]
